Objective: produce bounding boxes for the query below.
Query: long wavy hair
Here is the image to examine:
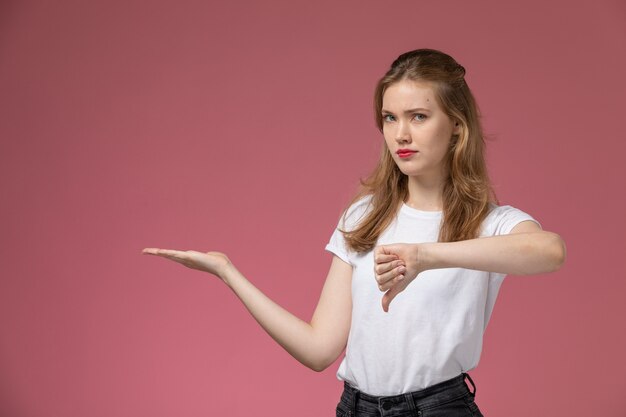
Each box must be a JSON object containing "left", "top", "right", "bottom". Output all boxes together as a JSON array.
[{"left": 341, "top": 49, "right": 497, "bottom": 252}]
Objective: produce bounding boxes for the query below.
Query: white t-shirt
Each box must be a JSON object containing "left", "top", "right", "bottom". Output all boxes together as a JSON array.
[{"left": 325, "top": 196, "right": 541, "bottom": 396}]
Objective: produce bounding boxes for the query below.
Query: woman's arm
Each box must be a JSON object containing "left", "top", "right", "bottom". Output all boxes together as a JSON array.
[
  {"left": 142, "top": 248, "right": 353, "bottom": 372},
  {"left": 220, "top": 255, "right": 352, "bottom": 371},
  {"left": 420, "top": 221, "right": 566, "bottom": 276},
  {"left": 372, "top": 221, "right": 567, "bottom": 312}
]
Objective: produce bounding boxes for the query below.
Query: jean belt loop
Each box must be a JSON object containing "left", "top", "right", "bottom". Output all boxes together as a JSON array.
[
  {"left": 350, "top": 386, "right": 359, "bottom": 415},
  {"left": 404, "top": 392, "right": 417, "bottom": 412},
  {"left": 463, "top": 372, "right": 477, "bottom": 396}
]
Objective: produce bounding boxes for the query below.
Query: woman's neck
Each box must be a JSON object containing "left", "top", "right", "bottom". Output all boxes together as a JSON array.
[{"left": 404, "top": 174, "right": 446, "bottom": 212}]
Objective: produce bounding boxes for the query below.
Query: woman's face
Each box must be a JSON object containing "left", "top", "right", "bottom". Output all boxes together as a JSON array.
[{"left": 381, "top": 79, "right": 459, "bottom": 182}]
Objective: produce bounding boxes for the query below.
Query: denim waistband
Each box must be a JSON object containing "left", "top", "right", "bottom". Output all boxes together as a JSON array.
[{"left": 340, "top": 373, "right": 476, "bottom": 414}]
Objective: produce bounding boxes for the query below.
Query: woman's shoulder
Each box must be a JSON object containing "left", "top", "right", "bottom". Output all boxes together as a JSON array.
[
  {"left": 347, "top": 194, "right": 374, "bottom": 212},
  {"left": 339, "top": 194, "right": 374, "bottom": 229},
  {"left": 482, "top": 202, "right": 540, "bottom": 235},
  {"left": 484, "top": 202, "right": 531, "bottom": 218}
]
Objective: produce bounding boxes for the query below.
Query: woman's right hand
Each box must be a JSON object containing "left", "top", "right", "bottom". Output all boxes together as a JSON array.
[
  {"left": 142, "top": 248, "right": 233, "bottom": 281},
  {"left": 143, "top": 247, "right": 354, "bottom": 372}
]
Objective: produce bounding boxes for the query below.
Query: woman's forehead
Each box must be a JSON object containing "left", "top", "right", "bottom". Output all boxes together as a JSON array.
[{"left": 382, "top": 79, "right": 438, "bottom": 110}]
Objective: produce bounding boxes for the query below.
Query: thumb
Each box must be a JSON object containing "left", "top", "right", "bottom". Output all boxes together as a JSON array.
[{"left": 381, "top": 287, "right": 400, "bottom": 313}]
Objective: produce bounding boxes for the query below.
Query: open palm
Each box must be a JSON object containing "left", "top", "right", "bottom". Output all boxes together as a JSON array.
[{"left": 142, "top": 248, "right": 231, "bottom": 279}]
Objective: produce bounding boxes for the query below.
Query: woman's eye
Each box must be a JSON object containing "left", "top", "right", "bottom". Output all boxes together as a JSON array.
[
  {"left": 382, "top": 114, "right": 395, "bottom": 122},
  {"left": 413, "top": 113, "right": 427, "bottom": 121}
]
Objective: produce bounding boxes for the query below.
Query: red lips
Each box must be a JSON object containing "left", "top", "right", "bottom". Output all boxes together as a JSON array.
[{"left": 396, "top": 149, "right": 418, "bottom": 158}]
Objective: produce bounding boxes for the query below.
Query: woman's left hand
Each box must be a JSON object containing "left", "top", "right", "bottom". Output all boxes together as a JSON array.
[{"left": 373, "top": 243, "right": 426, "bottom": 312}]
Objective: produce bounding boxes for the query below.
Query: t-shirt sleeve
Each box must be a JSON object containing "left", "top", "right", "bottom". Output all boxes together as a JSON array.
[
  {"left": 485, "top": 204, "right": 542, "bottom": 236},
  {"left": 324, "top": 196, "right": 372, "bottom": 266},
  {"left": 484, "top": 205, "right": 543, "bottom": 287},
  {"left": 325, "top": 226, "right": 353, "bottom": 266}
]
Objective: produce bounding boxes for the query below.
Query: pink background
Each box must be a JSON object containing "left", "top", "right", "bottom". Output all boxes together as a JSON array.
[{"left": 1, "top": 1, "right": 625, "bottom": 416}]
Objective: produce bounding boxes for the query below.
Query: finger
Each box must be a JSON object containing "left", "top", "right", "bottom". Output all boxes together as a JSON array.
[
  {"left": 144, "top": 248, "right": 187, "bottom": 260},
  {"left": 143, "top": 247, "right": 172, "bottom": 255},
  {"left": 376, "top": 265, "right": 406, "bottom": 287},
  {"left": 374, "top": 253, "right": 399, "bottom": 264},
  {"left": 159, "top": 249, "right": 184, "bottom": 256},
  {"left": 378, "top": 273, "right": 405, "bottom": 292},
  {"left": 374, "top": 245, "right": 394, "bottom": 256},
  {"left": 377, "top": 244, "right": 403, "bottom": 256},
  {"left": 374, "top": 259, "right": 404, "bottom": 275}
]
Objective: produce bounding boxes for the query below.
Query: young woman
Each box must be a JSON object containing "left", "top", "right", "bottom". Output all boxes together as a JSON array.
[{"left": 143, "top": 49, "right": 566, "bottom": 417}]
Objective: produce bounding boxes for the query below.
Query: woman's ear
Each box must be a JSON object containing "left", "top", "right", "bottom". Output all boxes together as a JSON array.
[{"left": 453, "top": 121, "right": 461, "bottom": 136}]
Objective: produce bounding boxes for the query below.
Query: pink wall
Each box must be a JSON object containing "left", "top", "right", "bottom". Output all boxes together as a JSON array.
[{"left": 1, "top": 1, "right": 625, "bottom": 416}]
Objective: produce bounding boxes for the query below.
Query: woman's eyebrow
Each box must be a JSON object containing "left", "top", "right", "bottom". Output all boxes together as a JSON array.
[{"left": 381, "top": 107, "right": 431, "bottom": 114}]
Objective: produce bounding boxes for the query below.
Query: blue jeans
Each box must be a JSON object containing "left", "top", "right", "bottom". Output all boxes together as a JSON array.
[{"left": 336, "top": 373, "right": 484, "bottom": 417}]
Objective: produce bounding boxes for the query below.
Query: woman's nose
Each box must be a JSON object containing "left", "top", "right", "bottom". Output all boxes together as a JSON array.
[{"left": 395, "top": 121, "right": 411, "bottom": 143}]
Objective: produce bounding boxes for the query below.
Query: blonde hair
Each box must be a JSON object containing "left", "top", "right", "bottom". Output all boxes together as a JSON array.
[{"left": 342, "top": 49, "right": 497, "bottom": 252}]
